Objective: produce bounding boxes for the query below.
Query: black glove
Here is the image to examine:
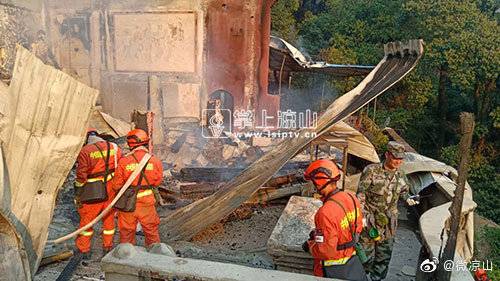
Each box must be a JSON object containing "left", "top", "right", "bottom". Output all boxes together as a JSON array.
[
  {"left": 309, "top": 230, "right": 315, "bottom": 240},
  {"left": 302, "top": 241, "right": 310, "bottom": 253}
]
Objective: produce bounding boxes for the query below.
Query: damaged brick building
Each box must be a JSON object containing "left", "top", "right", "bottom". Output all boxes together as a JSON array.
[{"left": 1, "top": 0, "right": 280, "bottom": 139}]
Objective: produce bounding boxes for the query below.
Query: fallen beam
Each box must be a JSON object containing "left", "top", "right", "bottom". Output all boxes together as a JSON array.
[
  {"left": 176, "top": 163, "right": 308, "bottom": 182},
  {"left": 160, "top": 40, "right": 424, "bottom": 241},
  {"left": 246, "top": 185, "right": 302, "bottom": 204},
  {"left": 382, "top": 127, "right": 417, "bottom": 153},
  {"left": 39, "top": 250, "right": 73, "bottom": 267}
]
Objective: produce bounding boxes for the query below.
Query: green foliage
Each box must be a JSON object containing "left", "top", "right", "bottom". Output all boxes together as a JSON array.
[
  {"left": 491, "top": 107, "right": 500, "bottom": 129},
  {"left": 299, "top": 0, "right": 403, "bottom": 62},
  {"left": 271, "top": 0, "right": 499, "bottom": 222},
  {"left": 271, "top": 0, "right": 300, "bottom": 43},
  {"left": 359, "top": 113, "right": 389, "bottom": 152},
  {"left": 404, "top": 0, "right": 500, "bottom": 120},
  {"left": 439, "top": 143, "right": 500, "bottom": 223},
  {"left": 469, "top": 164, "right": 500, "bottom": 223},
  {"left": 440, "top": 145, "right": 459, "bottom": 167},
  {"left": 475, "top": 226, "right": 500, "bottom": 280}
]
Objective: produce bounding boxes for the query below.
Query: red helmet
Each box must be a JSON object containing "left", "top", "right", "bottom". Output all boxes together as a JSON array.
[
  {"left": 304, "top": 159, "right": 341, "bottom": 190},
  {"left": 127, "top": 129, "right": 149, "bottom": 148},
  {"left": 475, "top": 268, "right": 490, "bottom": 281}
]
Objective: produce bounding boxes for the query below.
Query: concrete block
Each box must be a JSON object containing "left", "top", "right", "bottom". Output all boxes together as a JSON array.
[
  {"left": 267, "top": 196, "right": 321, "bottom": 254},
  {"left": 101, "top": 246, "right": 338, "bottom": 281},
  {"left": 267, "top": 196, "right": 321, "bottom": 274},
  {"left": 105, "top": 272, "right": 140, "bottom": 281}
]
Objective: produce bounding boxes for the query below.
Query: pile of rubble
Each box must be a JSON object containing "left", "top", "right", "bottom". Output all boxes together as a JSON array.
[{"left": 160, "top": 129, "right": 271, "bottom": 171}]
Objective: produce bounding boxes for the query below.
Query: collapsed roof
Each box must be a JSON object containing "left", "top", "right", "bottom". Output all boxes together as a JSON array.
[
  {"left": 160, "top": 39, "right": 424, "bottom": 241},
  {"left": 269, "top": 36, "right": 374, "bottom": 77}
]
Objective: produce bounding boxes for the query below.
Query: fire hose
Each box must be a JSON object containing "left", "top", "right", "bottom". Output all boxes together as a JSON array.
[{"left": 48, "top": 153, "right": 152, "bottom": 244}]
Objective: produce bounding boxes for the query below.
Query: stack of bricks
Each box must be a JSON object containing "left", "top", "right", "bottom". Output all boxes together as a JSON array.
[{"left": 267, "top": 196, "right": 321, "bottom": 275}]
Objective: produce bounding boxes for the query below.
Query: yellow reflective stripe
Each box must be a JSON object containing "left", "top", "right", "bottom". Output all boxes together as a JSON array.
[
  {"left": 75, "top": 181, "right": 84, "bottom": 187},
  {"left": 90, "top": 149, "right": 116, "bottom": 159},
  {"left": 103, "top": 229, "right": 115, "bottom": 235},
  {"left": 125, "top": 163, "right": 154, "bottom": 172},
  {"left": 323, "top": 251, "right": 355, "bottom": 266},
  {"left": 340, "top": 208, "right": 361, "bottom": 229},
  {"left": 106, "top": 173, "right": 114, "bottom": 181},
  {"left": 87, "top": 177, "right": 103, "bottom": 183},
  {"left": 86, "top": 173, "right": 114, "bottom": 183},
  {"left": 137, "top": 189, "right": 153, "bottom": 198},
  {"left": 80, "top": 230, "right": 93, "bottom": 237}
]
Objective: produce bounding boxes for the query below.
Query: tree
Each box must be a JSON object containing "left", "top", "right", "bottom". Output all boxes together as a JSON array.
[
  {"left": 272, "top": 0, "right": 499, "bottom": 223},
  {"left": 271, "top": 0, "right": 301, "bottom": 43},
  {"left": 404, "top": 0, "right": 500, "bottom": 146}
]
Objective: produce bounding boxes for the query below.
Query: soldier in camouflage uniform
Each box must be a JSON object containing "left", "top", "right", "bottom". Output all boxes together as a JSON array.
[{"left": 356, "top": 141, "right": 419, "bottom": 281}]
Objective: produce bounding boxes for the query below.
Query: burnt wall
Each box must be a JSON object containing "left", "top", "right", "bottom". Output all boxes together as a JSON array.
[
  {"left": 0, "top": 2, "right": 44, "bottom": 81},
  {"left": 205, "top": 0, "right": 279, "bottom": 127},
  {"left": 1, "top": 0, "right": 280, "bottom": 143}
]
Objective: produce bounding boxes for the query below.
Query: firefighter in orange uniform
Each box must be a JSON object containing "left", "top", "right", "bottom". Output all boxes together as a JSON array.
[
  {"left": 75, "top": 128, "right": 121, "bottom": 258},
  {"left": 302, "top": 159, "right": 368, "bottom": 280},
  {"left": 111, "top": 129, "right": 163, "bottom": 246}
]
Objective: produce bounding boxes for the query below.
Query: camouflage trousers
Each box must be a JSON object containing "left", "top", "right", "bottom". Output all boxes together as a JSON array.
[{"left": 361, "top": 237, "right": 394, "bottom": 281}]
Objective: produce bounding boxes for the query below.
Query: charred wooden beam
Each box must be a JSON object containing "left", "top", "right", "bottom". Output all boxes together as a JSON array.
[
  {"left": 176, "top": 163, "right": 308, "bottom": 182},
  {"left": 246, "top": 185, "right": 302, "bottom": 204}
]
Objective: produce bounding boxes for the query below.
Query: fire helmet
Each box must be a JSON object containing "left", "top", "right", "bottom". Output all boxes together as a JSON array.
[
  {"left": 87, "top": 127, "right": 98, "bottom": 136},
  {"left": 304, "top": 159, "right": 341, "bottom": 190},
  {"left": 126, "top": 129, "right": 149, "bottom": 148}
]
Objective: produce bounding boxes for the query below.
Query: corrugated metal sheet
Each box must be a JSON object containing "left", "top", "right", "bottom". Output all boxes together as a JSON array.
[
  {"left": 269, "top": 36, "right": 374, "bottom": 77},
  {"left": 0, "top": 46, "right": 98, "bottom": 276}
]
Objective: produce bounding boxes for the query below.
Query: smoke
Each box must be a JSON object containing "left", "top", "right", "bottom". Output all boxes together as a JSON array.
[{"left": 279, "top": 73, "right": 338, "bottom": 114}]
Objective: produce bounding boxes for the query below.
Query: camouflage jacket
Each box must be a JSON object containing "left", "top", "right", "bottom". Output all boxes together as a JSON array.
[{"left": 356, "top": 162, "right": 410, "bottom": 240}]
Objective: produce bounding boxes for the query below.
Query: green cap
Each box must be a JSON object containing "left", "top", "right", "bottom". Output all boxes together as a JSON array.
[{"left": 387, "top": 141, "right": 405, "bottom": 159}]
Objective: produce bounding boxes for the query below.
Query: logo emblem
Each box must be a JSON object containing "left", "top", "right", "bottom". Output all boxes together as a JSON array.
[
  {"left": 202, "top": 109, "right": 231, "bottom": 138},
  {"left": 420, "top": 258, "right": 438, "bottom": 273}
]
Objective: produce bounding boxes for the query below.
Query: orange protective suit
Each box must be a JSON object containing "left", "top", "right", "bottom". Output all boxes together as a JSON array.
[
  {"left": 308, "top": 190, "right": 364, "bottom": 277},
  {"left": 111, "top": 146, "right": 163, "bottom": 246},
  {"left": 75, "top": 139, "right": 121, "bottom": 253}
]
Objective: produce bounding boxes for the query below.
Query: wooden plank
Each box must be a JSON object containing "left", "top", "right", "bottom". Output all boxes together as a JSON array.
[
  {"left": 98, "top": 111, "right": 132, "bottom": 137},
  {"left": 177, "top": 163, "right": 308, "bottom": 182},
  {"left": 436, "top": 113, "right": 474, "bottom": 281},
  {"left": 159, "top": 40, "right": 424, "bottom": 242},
  {"left": 382, "top": 127, "right": 417, "bottom": 153},
  {"left": 0, "top": 46, "right": 98, "bottom": 276},
  {"left": 40, "top": 250, "right": 73, "bottom": 266},
  {"left": 89, "top": 11, "right": 101, "bottom": 91}
]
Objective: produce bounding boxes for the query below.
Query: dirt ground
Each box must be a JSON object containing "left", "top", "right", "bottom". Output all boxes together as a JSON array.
[{"left": 191, "top": 204, "right": 284, "bottom": 251}]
